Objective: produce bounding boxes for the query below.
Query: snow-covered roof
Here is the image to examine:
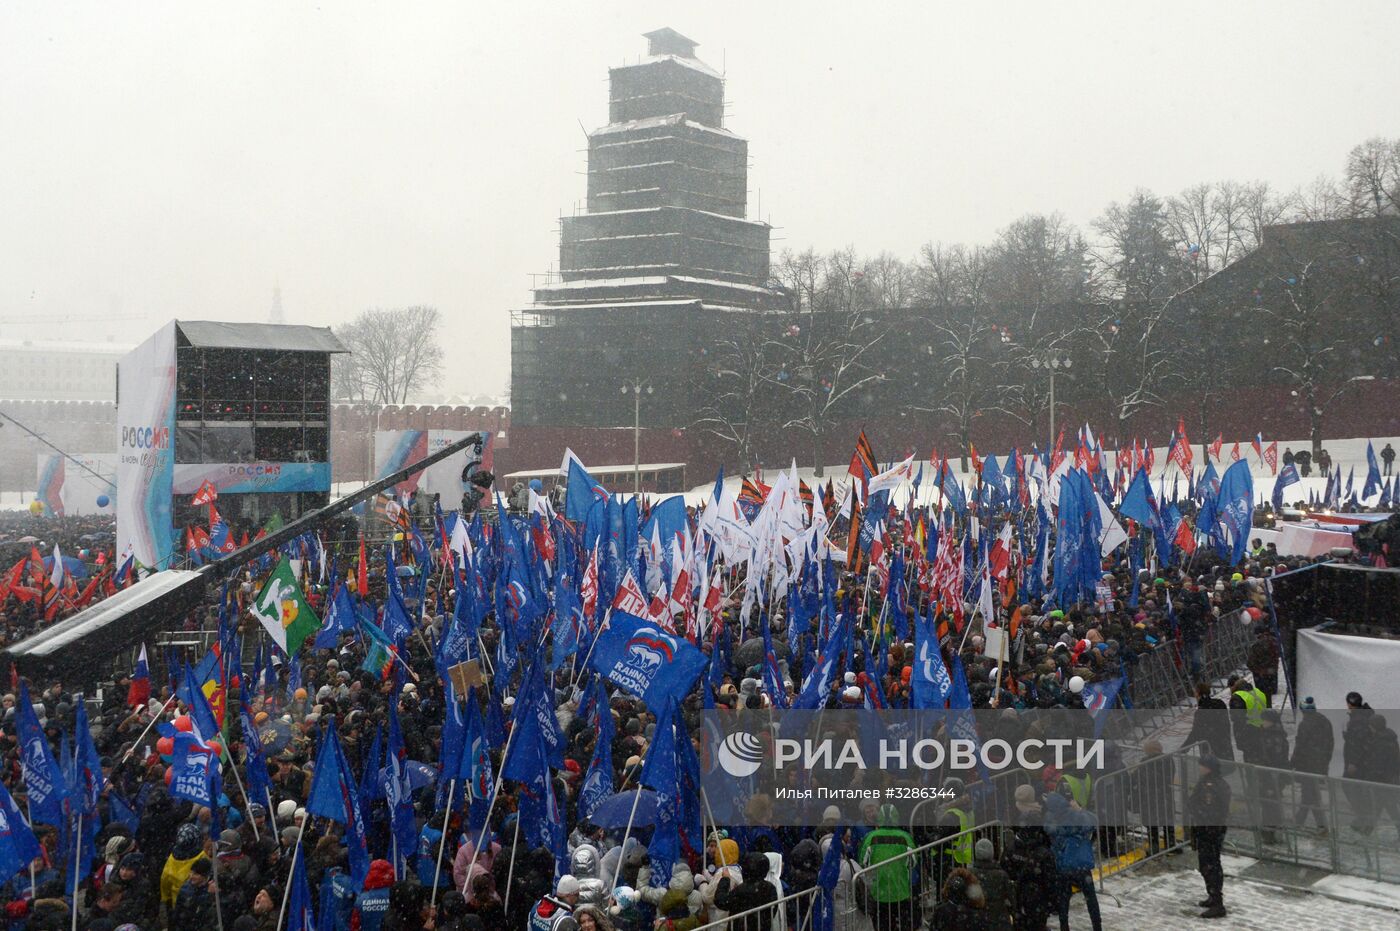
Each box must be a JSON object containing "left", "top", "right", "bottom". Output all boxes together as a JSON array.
[
  {"left": 639, "top": 53, "right": 722, "bottom": 79},
  {"left": 566, "top": 204, "right": 768, "bottom": 228},
  {"left": 175, "top": 320, "right": 348, "bottom": 353},
  {"left": 591, "top": 113, "right": 738, "bottom": 140},
  {"left": 534, "top": 274, "right": 779, "bottom": 297}
]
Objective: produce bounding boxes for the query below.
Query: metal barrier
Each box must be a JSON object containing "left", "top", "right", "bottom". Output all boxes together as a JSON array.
[
  {"left": 687, "top": 885, "right": 820, "bottom": 931},
  {"left": 837, "top": 821, "right": 1002, "bottom": 931},
  {"left": 1200, "top": 609, "right": 1254, "bottom": 687}
]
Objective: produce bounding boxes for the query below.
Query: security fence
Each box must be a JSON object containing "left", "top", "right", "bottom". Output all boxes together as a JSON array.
[
  {"left": 688, "top": 885, "right": 821, "bottom": 931},
  {"left": 829, "top": 821, "right": 1004, "bottom": 931}
]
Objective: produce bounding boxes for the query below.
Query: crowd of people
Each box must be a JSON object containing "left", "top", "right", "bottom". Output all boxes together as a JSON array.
[{"left": 0, "top": 463, "right": 1395, "bottom": 931}]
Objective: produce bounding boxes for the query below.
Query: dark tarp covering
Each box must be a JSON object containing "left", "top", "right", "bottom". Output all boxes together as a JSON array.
[
  {"left": 1269, "top": 562, "right": 1400, "bottom": 697},
  {"left": 2, "top": 569, "right": 209, "bottom": 679},
  {"left": 175, "top": 320, "right": 348, "bottom": 354}
]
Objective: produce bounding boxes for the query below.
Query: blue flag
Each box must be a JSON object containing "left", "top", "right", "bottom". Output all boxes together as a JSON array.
[
  {"left": 15, "top": 684, "right": 66, "bottom": 826},
  {"left": 793, "top": 611, "right": 849, "bottom": 710},
  {"left": 577, "top": 689, "right": 615, "bottom": 824},
  {"left": 1081, "top": 677, "right": 1125, "bottom": 739},
  {"left": 305, "top": 722, "right": 369, "bottom": 888},
  {"left": 459, "top": 688, "right": 495, "bottom": 832},
  {"left": 911, "top": 605, "right": 952, "bottom": 709},
  {"left": 240, "top": 703, "right": 271, "bottom": 806},
  {"left": 501, "top": 655, "right": 565, "bottom": 777},
  {"left": 640, "top": 699, "right": 682, "bottom": 888},
  {"left": 1272, "top": 463, "right": 1300, "bottom": 511},
  {"left": 1210, "top": 459, "right": 1255, "bottom": 566},
  {"left": 286, "top": 840, "right": 316, "bottom": 931},
  {"left": 589, "top": 610, "right": 708, "bottom": 714},
  {"left": 1365, "top": 441, "right": 1383, "bottom": 499},
  {"left": 179, "top": 665, "right": 221, "bottom": 744},
  {"left": 315, "top": 582, "right": 358, "bottom": 650},
  {"left": 0, "top": 779, "right": 42, "bottom": 886},
  {"left": 169, "top": 732, "right": 219, "bottom": 808},
  {"left": 1119, "top": 467, "right": 1161, "bottom": 530},
  {"left": 813, "top": 826, "right": 849, "bottom": 931},
  {"left": 565, "top": 456, "right": 608, "bottom": 523}
]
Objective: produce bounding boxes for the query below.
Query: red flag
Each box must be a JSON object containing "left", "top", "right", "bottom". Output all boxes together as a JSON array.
[
  {"left": 969, "top": 443, "right": 983, "bottom": 475},
  {"left": 191, "top": 479, "right": 219, "bottom": 506},
  {"left": 1209, "top": 434, "right": 1223, "bottom": 461},
  {"left": 1049, "top": 429, "right": 1067, "bottom": 473},
  {"left": 1168, "top": 419, "right": 1193, "bottom": 473},
  {"left": 1174, "top": 516, "right": 1197, "bottom": 554},
  {"left": 1263, "top": 441, "right": 1279, "bottom": 475},
  {"left": 357, "top": 535, "right": 369, "bottom": 598},
  {"left": 1229, "top": 441, "right": 1241, "bottom": 462},
  {"left": 848, "top": 429, "right": 878, "bottom": 493}
]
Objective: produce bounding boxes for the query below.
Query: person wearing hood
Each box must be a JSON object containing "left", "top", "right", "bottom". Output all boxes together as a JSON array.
[
  {"left": 696, "top": 837, "right": 743, "bottom": 922},
  {"left": 1003, "top": 826, "right": 1053, "bottom": 931},
  {"left": 1291, "top": 697, "right": 1334, "bottom": 831},
  {"left": 527, "top": 873, "right": 581, "bottom": 931},
  {"left": 931, "top": 866, "right": 990, "bottom": 931},
  {"left": 970, "top": 837, "right": 1015, "bottom": 930},
  {"left": 452, "top": 836, "right": 499, "bottom": 902},
  {"left": 1343, "top": 691, "right": 1376, "bottom": 832},
  {"left": 215, "top": 828, "right": 260, "bottom": 921},
  {"left": 712, "top": 852, "right": 779, "bottom": 931},
  {"left": 352, "top": 859, "right": 396, "bottom": 931},
  {"left": 1043, "top": 791, "right": 1101, "bottom": 931},
  {"left": 1360, "top": 713, "right": 1400, "bottom": 838},
  {"left": 857, "top": 803, "right": 918, "bottom": 931},
  {"left": 159, "top": 822, "right": 209, "bottom": 911},
  {"left": 568, "top": 843, "right": 609, "bottom": 908}
]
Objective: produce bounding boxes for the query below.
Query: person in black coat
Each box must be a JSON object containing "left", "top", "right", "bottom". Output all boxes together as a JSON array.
[
  {"left": 1132, "top": 740, "right": 1178, "bottom": 853},
  {"left": 1359, "top": 713, "right": 1400, "bottom": 839},
  {"left": 1004, "top": 827, "right": 1053, "bottom": 931},
  {"left": 713, "top": 853, "right": 778, "bottom": 931},
  {"left": 1188, "top": 756, "right": 1232, "bottom": 919},
  {"left": 1255, "top": 710, "right": 1291, "bottom": 842},
  {"left": 1183, "top": 682, "right": 1234, "bottom": 761},
  {"left": 171, "top": 859, "right": 219, "bottom": 929},
  {"left": 1343, "top": 692, "right": 1376, "bottom": 831},
  {"left": 1291, "top": 697, "right": 1335, "bottom": 830}
]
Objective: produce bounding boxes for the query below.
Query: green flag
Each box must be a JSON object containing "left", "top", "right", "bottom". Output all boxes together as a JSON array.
[{"left": 251, "top": 557, "right": 320, "bottom": 654}]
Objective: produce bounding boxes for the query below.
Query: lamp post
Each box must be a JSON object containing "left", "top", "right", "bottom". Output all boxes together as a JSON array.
[
  {"left": 621, "top": 380, "right": 652, "bottom": 498},
  {"left": 1029, "top": 354, "right": 1072, "bottom": 445}
]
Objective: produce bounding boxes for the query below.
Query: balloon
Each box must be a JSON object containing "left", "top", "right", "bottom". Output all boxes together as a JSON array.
[
  {"left": 96, "top": 495, "right": 110, "bottom": 508},
  {"left": 206, "top": 741, "right": 222, "bottom": 758},
  {"left": 173, "top": 715, "right": 193, "bottom": 733},
  {"left": 1246, "top": 606, "right": 1264, "bottom": 621},
  {"left": 156, "top": 736, "right": 174, "bottom": 756},
  {"left": 164, "top": 766, "right": 173, "bottom": 786},
  {"left": 1068, "top": 676, "right": 1086, "bottom": 694},
  {"left": 28, "top": 500, "right": 43, "bottom": 515}
]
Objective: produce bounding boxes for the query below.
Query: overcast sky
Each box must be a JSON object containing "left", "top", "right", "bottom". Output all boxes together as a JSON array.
[{"left": 4, "top": 2, "right": 1398, "bottom": 398}]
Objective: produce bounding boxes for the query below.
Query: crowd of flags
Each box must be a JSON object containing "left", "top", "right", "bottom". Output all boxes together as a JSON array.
[{"left": 0, "top": 422, "right": 1388, "bottom": 901}]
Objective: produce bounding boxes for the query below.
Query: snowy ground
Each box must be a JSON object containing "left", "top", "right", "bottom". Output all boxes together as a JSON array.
[{"left": 1076, "top": 850, "right": 1400, "bottom": 928}]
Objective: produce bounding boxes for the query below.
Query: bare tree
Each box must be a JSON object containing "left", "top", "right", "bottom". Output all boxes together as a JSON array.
[
  {"left": 692, "top": 311, "right": 780, "bottom": 473},
  {"left": 1289, "top": 174, "right": 1351, "bottom": 222},
  {"left": 768, "top": 248, "right": 889, "bottom": 475},
  {"left": 333, "top": 306, "right": 444, "bottom": 404},
  {"left": 1344, "top": 137, "right": 1400, "bottom": 218}
]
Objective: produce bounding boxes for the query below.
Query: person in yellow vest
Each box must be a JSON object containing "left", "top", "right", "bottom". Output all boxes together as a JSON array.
[
  {"left": 1060, "top": 769, "right": 1093, "bottom": 809},
  {"left": 936, "top": 778, "right": 975, "bottom": 877},
  {"left": 1228, "top": 674, "right": 1266, "bottom": 762}
]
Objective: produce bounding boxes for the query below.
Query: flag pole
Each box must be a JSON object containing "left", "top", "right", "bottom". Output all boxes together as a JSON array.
[
  {"left": 220, "top": 742, "right": 258, "bottom": 842},
  {"left": 608, "top": 786, "right": 647, "bottom": 891},
  {"left": 273, "top": 812, "right": 310, "bottom": 931},
  {"left": 69, "top": 811, "right": 82, "bottom": 931},
  {"left": 501, "top": 813, "right": 522, "bottom": 915},
  {"left": 212, "top": 833, "right": 226, "bottom": 931},
  {"left": 428, "top": 779, "right": 455, "bottom": 910},
  {"left": 117, "top": 695, "right": 177, "bottom": 763}
]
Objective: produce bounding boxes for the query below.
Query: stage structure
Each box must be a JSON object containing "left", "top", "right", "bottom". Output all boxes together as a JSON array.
[{"left": 116, "top": 320, "right": 347, "bottom": 570}]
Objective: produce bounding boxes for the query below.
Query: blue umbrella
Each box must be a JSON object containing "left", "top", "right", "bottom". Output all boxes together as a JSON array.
[{"left": 586, "top": 789, "right": 659, "bottom": 829}]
